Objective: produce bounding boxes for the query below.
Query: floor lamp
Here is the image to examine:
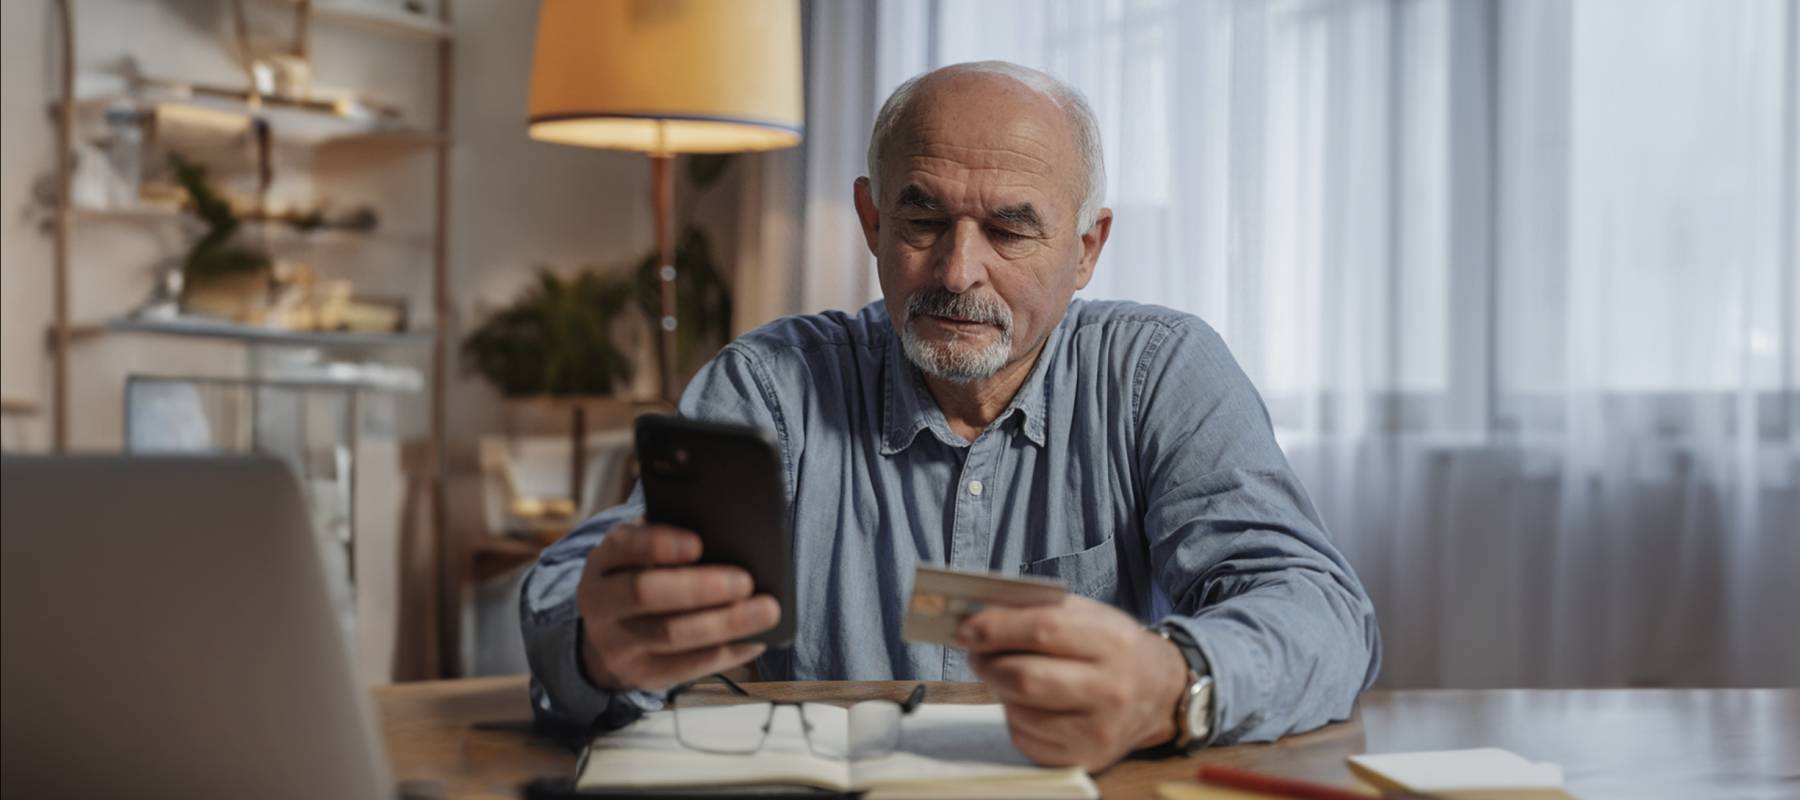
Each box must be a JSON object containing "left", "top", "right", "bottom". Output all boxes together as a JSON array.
[{"left": 527, "top": 0, "right": 804, "bottom": 406}]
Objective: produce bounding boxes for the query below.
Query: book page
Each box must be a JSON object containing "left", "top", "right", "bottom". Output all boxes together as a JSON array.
[
  {"left": 848, "top": 703, "right": 1095, "bottom": 797},
  {"left": 577, "top": 705, "right": 853, "bottom": 792}
]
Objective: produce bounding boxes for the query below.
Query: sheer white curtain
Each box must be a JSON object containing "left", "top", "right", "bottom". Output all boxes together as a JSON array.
[{"left": 737, "top": 0, "right": 1800, "bottom": 687}]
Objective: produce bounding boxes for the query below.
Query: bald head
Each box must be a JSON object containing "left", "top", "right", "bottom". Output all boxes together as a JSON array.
[{"left": 866, "top": 62, "right": 1106, "bottom": 233}]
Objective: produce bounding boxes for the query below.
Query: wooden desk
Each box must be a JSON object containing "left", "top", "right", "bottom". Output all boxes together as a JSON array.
[{"left": 376, "top": 678, "right": 1799, "bottom": 799}]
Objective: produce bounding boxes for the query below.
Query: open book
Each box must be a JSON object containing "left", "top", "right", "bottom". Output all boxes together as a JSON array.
[{"left": 577, "top": 702, "right": 1099, "bottom": 799}]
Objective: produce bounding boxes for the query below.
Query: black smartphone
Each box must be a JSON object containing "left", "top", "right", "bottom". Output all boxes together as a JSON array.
[{"left": 633, "top": 414, "right": 795, "bottom": 647}]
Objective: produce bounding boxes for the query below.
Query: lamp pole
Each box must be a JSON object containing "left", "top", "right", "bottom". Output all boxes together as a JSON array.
[{"left": 650, "top": 134, "right": 678, "bottom": 405}]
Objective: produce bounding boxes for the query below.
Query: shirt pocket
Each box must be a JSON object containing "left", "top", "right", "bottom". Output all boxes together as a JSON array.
[{"left": 1019, "top": 536, "right": 1119, "bottom": 604}]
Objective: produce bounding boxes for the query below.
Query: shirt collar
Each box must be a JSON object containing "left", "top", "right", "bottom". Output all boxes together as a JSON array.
[{"left": 880, "top": 312, "right": 1061, "bottom": 455}]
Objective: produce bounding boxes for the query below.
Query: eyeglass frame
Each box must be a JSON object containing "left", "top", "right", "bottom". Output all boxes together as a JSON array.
[{"left": 665, "top": 672, "right": 929, "bottom": 758}]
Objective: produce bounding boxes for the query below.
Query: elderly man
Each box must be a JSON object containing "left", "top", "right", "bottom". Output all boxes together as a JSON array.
[{"left": 522, "top": 61, "right": 1379, "bottom": 770}]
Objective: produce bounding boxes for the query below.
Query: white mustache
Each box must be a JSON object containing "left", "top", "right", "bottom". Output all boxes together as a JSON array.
[{"left": 905, "top": 289, "right": 1012, "bottom": 331}]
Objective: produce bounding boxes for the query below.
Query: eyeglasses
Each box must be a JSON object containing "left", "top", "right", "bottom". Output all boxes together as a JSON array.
[{"left": 667, "top": 673, "right": 928, "bottom": 760}]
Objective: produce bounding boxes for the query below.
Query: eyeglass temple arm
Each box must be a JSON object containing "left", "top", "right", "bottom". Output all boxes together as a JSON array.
[
  {"left": 666, "top": 673, "right": 756, "bottom": 704},
  {"left": 712, "top": 672, "right": 754, "bottom": 697}
]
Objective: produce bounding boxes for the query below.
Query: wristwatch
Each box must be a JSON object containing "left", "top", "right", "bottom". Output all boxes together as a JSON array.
[{"left": 1154, "top": 624, "right": 1214, "bottom": 750}]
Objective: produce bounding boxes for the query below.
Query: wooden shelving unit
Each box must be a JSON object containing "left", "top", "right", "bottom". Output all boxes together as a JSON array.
[{"left": 47, "top": 0, "right": 459, "bottom": 678}]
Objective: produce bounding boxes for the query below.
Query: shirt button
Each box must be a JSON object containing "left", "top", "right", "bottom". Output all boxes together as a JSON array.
[{"left": 968, "top": 480, "right": 984, "bottom": 497}]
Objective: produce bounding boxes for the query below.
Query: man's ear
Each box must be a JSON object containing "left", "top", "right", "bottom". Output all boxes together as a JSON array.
[
  {"left": 853, "top": 177, "right": 881, "bottom": 256},
  {"left": 1073, "top": 207, "right": 1113, "bottom": 291}
]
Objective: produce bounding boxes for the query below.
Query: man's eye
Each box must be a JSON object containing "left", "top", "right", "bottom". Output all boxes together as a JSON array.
[
  {"left": 988, "top": 228, "right": 1026, "bottom": 243},
  {"left": 902, "top": 219, "right": 946, "bottom": 233}
]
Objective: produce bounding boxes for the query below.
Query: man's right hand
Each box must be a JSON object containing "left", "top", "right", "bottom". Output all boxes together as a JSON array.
[{"left": 576, "top": 521, "right": 780, "bottom": 692}]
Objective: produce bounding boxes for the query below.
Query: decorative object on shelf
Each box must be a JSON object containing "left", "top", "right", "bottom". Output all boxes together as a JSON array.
[
  {"left": 161, "top": 151, "right": 397, "bottom": 331},
  {"left": 170, "top": 152, "right": 271, "bottom": 285},
  {"left": 477, "top": 428, "right": 635, "bottom": 553},
  {"left": 232, "top": 0, "right": 313, "bottom": 103},
  {"left": 267, "top": 261, "right": 352, "bottom": 331},
  {"left": 337, "top": 295, "right": 408, "bottom": 334},
  {"left": 128, "top": 267, "right": 186, "bottom": 322},
  {"left": 527, "top": 0, "right": 804, "bottom": 403},
  {"left": 170, "top": 151, "right": 273, "bottom": 321},
  {"left": 479, "top": 436, "right": 576, "bottom": 529},
  {"left": 101, "top": 104, "right": 150, "bottom": 207}
]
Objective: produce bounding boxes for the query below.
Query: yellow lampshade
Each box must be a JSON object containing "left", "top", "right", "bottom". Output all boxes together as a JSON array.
[{"left": 528, "top": 0, "right": 804, "bottom": 154}]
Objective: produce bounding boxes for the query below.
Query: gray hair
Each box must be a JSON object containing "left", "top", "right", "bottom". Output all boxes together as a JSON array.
[{"left": 866, "top": 61, "right": 1107, "bottom": 234}]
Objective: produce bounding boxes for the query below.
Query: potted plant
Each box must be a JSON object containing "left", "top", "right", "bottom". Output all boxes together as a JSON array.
[
  {"left": 461, "top": 268, "right": 637, "bottom": 399},
  {"left": 463, "top": 155, "right": 739, "bottom": 399},
  {"left": 462, "top": 267, "right": 639, "bottom": 524},
  {"left": 169, "top": 152, "right": 273, "bottom": 321},
  {"left": 459, "top": 156, "right": 738, "bottom": 517}
]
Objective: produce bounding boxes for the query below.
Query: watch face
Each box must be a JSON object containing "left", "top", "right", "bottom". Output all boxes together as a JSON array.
[{"left": 1185, "top": 677, "right": 1213, "bottom": 738}]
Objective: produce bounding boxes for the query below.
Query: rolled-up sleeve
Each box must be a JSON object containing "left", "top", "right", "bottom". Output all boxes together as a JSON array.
[
  {"left": 1135, "top": 320, "right": 1381, "bottom": 745},
  {"left": 519, "top": 344, "right": 793, "bottom": 731}
]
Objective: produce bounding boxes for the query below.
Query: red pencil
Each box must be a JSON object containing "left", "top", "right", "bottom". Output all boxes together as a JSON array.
[{"left": 1195, "top": 764, "right": 1379, "bottom": 800}]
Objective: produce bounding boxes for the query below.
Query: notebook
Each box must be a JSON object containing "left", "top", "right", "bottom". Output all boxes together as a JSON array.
[
  {"left": 1347, "top": 748, "right": 1573, "bottom": 800},
  {"left": 577, "top": 702, "right": 1099, "bottom": 799}
]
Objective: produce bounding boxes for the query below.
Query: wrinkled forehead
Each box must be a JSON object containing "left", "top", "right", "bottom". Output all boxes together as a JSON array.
[{"left": 881, "top": 77, "right": 1084, "bottom": 216}]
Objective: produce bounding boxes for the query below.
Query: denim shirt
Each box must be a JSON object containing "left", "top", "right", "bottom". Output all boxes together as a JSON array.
[{"left": 521, "top": 299, "right": 1380, "bottom": 745}]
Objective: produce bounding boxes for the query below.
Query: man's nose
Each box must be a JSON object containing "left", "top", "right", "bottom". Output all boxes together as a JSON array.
[{"left": 934, "top": 220, "right": 990, "bottom": 293}]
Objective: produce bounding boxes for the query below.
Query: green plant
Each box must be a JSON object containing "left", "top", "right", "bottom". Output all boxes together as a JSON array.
[
  {"left": 462, "top": 154, "right": 738, "bottom": 398},
  {"left": 461, "top": 269, "right": 636, "bottom": 396},
  {"left": 169, "top": 153, "right": 271, "bottom": 282}
]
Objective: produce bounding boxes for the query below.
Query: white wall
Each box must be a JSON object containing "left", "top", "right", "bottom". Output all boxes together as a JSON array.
[{"left": 1, "top": 0, "right": 57, "bottom": 451}]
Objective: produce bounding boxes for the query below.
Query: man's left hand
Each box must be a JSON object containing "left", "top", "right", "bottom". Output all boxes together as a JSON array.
[{"left": 958, "top": 594, "right": 1191, "bottom": 771}]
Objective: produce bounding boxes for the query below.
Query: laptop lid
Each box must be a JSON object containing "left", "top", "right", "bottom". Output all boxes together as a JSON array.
[{"left": 2, "top": 455, "right": 390, "bottom": 799}]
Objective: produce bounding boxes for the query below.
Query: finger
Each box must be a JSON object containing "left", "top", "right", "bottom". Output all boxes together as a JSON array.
[
  {"left": 624, "top": 595, "right": 782, "bottom": 654},
  {"left": 1002, "top": 705, "right": 1089, "bottom": 767},
  {"left": 597, "top": 565, "right": 756, "bottom": 618},
  {"left": 638, "top": 641, "right": 768, "bottom": 691},
  {"left": 590, "top": 524, "right": 703, "bottom": 574},
  {"left": 956, "top": 603, "right": 1105, "bottom": 660},
  {"left": 969, "top": 652, "right": 1104, "bottom": 712},
  {"left": 1007, "top": 722, "right": 1076, "bottom": 767}
]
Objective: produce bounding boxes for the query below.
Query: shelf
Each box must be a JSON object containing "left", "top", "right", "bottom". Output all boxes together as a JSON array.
[
  {"left": 70, "top": 203, "right": 430, "bottom": 247},
  {"left": 76, "top": 86, "right": 442, "bottom": 147},
  {"left": 263, "top": 0, "right": 452, "bottom": 40},
  {"left": 86, "top": 316, "right": 434, "bottom": 348},
  {"left": 1, "top": 396, "right": 40, "bottom": 415},
  {"left": 70, "top": 202, "right": 186, "bottom": 222},
  {"left": 312, "top": 2, "right": 452, "bottom": 40},
  {"left": 259, "top": 361, "right": 425, "bottom": 392}
]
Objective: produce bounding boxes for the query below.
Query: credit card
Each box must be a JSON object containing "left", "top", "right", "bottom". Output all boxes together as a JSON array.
[{"left": 901, "top": 564, "right": 1068, "bottom": 647}]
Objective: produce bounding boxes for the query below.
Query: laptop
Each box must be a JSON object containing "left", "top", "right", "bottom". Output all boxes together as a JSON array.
[{"left": 2, "top": 455, "right": 391, "bottom": 799}]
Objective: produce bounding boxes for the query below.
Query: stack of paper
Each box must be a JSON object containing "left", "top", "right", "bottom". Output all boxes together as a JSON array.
[{"left": 1347, "top": 748, "right": 1572, "bottom": 799}]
